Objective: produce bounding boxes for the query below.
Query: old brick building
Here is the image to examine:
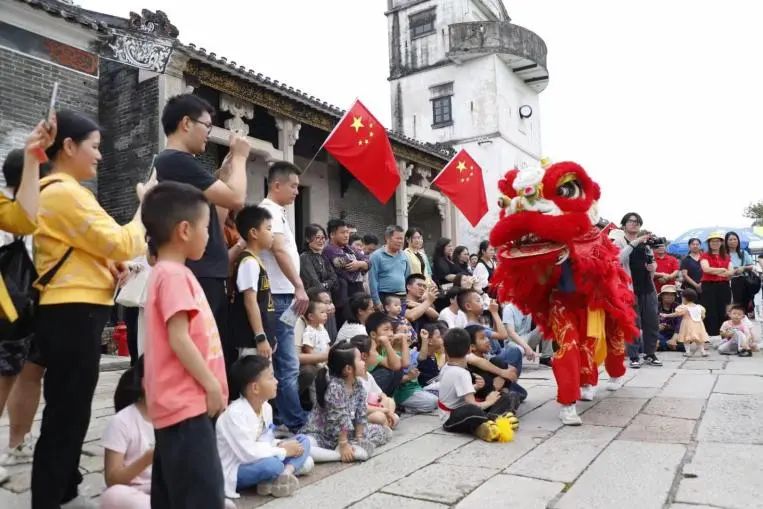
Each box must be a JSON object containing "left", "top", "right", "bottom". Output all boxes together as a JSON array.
[{"left": 0, "top": 0, "right": 459, "bottom": 249}]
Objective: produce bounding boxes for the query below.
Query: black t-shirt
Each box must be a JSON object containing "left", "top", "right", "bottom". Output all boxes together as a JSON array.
[
  {"left": 629, "top": 244, "right": 656, "bottom": 295},
  {"left": 155, "top": 149, "right": 228, "bottom": 279},
  {"left": 680, "top": 255, "right": 703, "bottom": 286}
]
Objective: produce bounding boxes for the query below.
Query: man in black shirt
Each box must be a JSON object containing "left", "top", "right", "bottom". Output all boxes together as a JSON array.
[
  {"left": 619, "top": 212, "right": 662, "bottom": 369},
  {"left": 155, "top": 94, "right": 250, "bottom": 372}
]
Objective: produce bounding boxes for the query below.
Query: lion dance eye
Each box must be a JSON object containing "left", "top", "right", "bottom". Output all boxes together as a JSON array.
[{"left": 557, "top": 180, "right": 582, "bottom": 199}]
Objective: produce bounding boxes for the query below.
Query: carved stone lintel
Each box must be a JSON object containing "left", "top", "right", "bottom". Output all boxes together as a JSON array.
[
  {"left": 220, "top": 93, "right": 254, "bottom": 136},
  {"left": 106, "top": 33, "right": 174, "bottom": 72}
]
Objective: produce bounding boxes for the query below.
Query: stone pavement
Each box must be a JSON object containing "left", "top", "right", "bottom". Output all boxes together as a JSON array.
[{"left": 2, "top": 344, "right": 763, "bottom": 508}]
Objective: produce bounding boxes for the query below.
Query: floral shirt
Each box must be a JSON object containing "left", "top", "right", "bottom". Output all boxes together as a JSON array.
[{"left": 301, "top": 375, "right": 367, "bottom": 449}]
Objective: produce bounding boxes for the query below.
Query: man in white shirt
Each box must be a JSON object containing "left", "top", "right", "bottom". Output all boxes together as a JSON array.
[{"left": 259, "top": 162, "right": 309, "bottom": 432}]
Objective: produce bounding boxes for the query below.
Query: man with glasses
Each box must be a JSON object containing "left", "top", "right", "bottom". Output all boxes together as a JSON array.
[
  {"left": 155, "top": 93, "right": 251, "bottom": 378},
  {"left": 617, "top": 212, "right": 663, "bottom": 369}
]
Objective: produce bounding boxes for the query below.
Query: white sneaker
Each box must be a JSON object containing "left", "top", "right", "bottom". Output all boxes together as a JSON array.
[
  {"left": 61, "top": 495, "right": 98, "bottom": 509},
  {"left": 0, "top": 465, "right": 9, "bottom": 484},
  {"left": 607, "top": 376, "right": 625, "bottom": 391},
  {"left": 295, "top": 456, "right": 314, "bottom": 476},
  {"left": 0, "top": 434, "right": 35, "bottom": 466},
  {"left": 580, "top": 385, "right": 596, "bottom": 401},
  {"left": 559, "top": 404, "right": 582, "bottom": 426}
]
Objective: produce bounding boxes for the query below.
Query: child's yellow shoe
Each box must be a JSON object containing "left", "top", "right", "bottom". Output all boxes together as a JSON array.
[
  {"left": 495, "top": 416, "right": 515, "bottom": 442},
  {"left": 475, "top": 420, "right": 500, "bottom": 442},
  {"left": 498, "top": 412, "right": 520, "bottom": 430}
]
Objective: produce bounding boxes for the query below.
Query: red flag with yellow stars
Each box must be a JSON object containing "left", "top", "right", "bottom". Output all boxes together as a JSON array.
[
  {"left": 432, "top": 149, "right": 488, "bottom": 227},
  {"left": 323, "top": 99, "right": 400, "bottom": 204}
]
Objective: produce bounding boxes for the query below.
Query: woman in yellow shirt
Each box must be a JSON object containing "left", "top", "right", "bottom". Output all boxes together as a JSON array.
[{"left": 30, "top": 110, "right": 147, "bottom": 508}]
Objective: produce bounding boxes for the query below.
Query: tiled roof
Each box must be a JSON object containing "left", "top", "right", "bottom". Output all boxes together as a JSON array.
[{"left": 15, "top": 0, "right": 454, "bottom": 161}]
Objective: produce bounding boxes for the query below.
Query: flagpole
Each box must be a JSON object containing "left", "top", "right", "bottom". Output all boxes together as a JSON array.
[{"left": 302, "top": 98, "right": 358, "bottom": 177}]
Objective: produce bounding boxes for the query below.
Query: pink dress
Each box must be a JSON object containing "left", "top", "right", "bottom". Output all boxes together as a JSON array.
[{"left": 676, "top": 304, "right": 709, "bottom": 344}]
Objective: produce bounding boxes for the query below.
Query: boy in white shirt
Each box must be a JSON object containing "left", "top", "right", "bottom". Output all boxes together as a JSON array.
[
  {"left": 438, "top": 287, "right": 467, "bottom": 329},
  {"left": 216, "top": 356, "right": 313, "bottom": 499}
]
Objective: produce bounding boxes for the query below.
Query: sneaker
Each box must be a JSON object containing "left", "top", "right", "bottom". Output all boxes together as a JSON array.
[
  {"left": 224, "top": 500, "right": 237, "bottom": 509},
  {"left": 295, "top": 456, "right": 314, "bottom": 476},
  {"left": 61, "top": 495, "right": 98, "bottom": 509},
  {"left": 257, "top": 473, "right": 299, "bottom": 498},
  {"left": 738, "top": 350, "right": 752, "bottom": 358},
  {"left": 0, "top": 465, "right": 8, "bottom": 485},
  {"left": 644, "top": 354, "right": 663, "bottom": 366},
  {"left": 539, "top": 357, "right": 553, "bottom": 368},
  {"left": 559, "top": 404, "right": 582, "bottom": 426},
  {"left": 629, "top": 359, "right": 641, "bottom": 369},
  {"left": 606, "top": 376, "right": 624, "bottom": 391},
  {"left": 579, "top": 385, "right": 596, "bottom": 401},
  {"left": 0, "top": 434, "right": 35, "bottom": 466},
  {"left": 475, "top": 420, "right": 500, "bottom": 442}
]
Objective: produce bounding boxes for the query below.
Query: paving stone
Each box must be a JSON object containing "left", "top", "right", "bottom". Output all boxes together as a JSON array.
[
  {"left": 382, "top": 463, "right": 498, "bottom": 504},
  {"left": 676, "top": 442, "right": 763, "bottom": 509},
  {"left": 455, "top": 474, "right": 563, "bottom": 509},
  {"left": 625, "top": 368, "right": 675, "bottom": 388},
  {"left": 517, "top": 400, "right": 564, "bottom": 436},
  {"left": 82, "top": 444, "right": 105, "bottom": 457},
  {"left": 722, "top": 361, "right": 763, "bottom": 375},
  {"left": 79, "top": 472, "right": 106, "bottom": 498},
  {"left": 580, "top": 398, "right": 646, "bottom": 427},
  {"left": 506, "top": 424, "right": 619, "bottom": 482},
  {"left": 437, "top": 433, "right": 539, "bottom": 470},
  {"left": 642, "top": 397, "right": 704, "bottom": 420},
  {"left": 376, "top": 414, "right": 441, "bottom": 453},
  {"left": 659, "top": 373, "right": 716, "bottom": 399},
  {"left": 3, "top": 469, "right": 31, "bottom": 493},
  {"left": 79, "top": 453, "right": 105, "bottom": 473},
  {"left": 349, "top": 493, "right": 447, "bottom": 509},
  {"left": 0, "top": 489, "right": 31, "bottom": 509},
  {"left": 555, "top": 440, "right": 685, "bottom": 509},
  {"left": 262, "top": 433, "right": 472, "bottom": 509},
  {"left": 697, "top": 393, "right": 763, "bottom": 444},
  {"left": 517, "top": 386, "right": 558, "bottom": 417},
  {"left": 679, "top": 360, "right": 725, "bottom": 370},
  {"left": 619, "top": 414, "right": 695, "bottom": 444},
  {"left": 606, "top": 386, "right": 659, "bottom": 399},
  {"left": 713, "top": 374, "right": 763, "bottom": 395},
  {"left": 669, "top": 505, "right": 718, "bottom": 509}
]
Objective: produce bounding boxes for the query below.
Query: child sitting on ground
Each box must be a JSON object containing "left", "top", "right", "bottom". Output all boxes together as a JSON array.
[
  {"left": 297, "top": 299, "right": 331, "bottom": 410},
  {"left": 350, "top": 335, "right": 399, "bottom": 429},
  {"left": 335, "top": 293, "right": 375, "bottom": 344},
  {"left": 415, "top": 322, "right": 448, "bottom": 389},
  {"left": 100, "top": 359, "right": 152, "bottom": 509},
  {"left": 365, "top": 312, "right": 403, "bottom": 396},
  {"left": 301, "top": 342, "right": 390, "bottom": 462},
  {"left": 217, "top": 355, "right": 313, "bottom": 499},
  {"left": 383, "top": 294, "right": 417, "bottom": 343},
  {"left": 438, "top": 328, "right": 520, "bottom": 441},
  {"left": 719, "top": 304, "right": 754, "bottom": 357},
  {"left": 660, "top": 288, "right": 709, "bottom": 357},
  {"left": 466, "top": 325, "right": 524, "bottom": 409},
  {"left": 657, "top": 285, "right": 682, "bottom": 352},
  {"left": 438, "top": 287, "right": 467, "bottom": 329},
  {"left": 392, "top": 323, "right": 438, "bottom": 413}
]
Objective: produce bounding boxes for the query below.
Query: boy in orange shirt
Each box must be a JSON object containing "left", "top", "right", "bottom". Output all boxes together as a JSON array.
[{"left": 142, "top": 182, "right": 229, "bottom": 508}]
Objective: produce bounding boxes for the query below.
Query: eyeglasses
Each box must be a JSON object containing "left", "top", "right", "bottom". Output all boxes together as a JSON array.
[
  {"left": 190, "top": 118, "right": 213, "bottom": 134},
  {"left": 311, "top": 235, "right": 326, "bottom": 242},
  {"left": 626, "top": 219, "right": 641, "bottom": 225}
]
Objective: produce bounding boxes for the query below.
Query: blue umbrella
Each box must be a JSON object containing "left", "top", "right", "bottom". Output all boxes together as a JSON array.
[{"left": 667, "top": 227, "right": 763, "bottom": 256}]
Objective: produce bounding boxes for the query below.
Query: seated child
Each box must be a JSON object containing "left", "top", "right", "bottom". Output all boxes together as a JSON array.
[
  {"left": 719, "top": 304, "right": 754, "bottom": 357},
  {"left": 301, "top": 342, "right": 391, "bottom": 462},
  {"left": 438, "top": 287, "right": 467, "bottom": 329},
  {"left": 391, "top": 323, "right": 438, "bottom": 413},
  {"left": 336, "top": 293, "right": 375, "bottom": 344},
  {"left": 438, "top": 328, "right": 520, "bottom": 441},
  {"left": 101, "top": 359, "right": 153, "bottom": 509},
  {"left": 350, "top": 335, "right": 400, "bottom": 429},
  {"left": 660, "top": 288, "right": 709, "bottom": 357},
  {"left": 657, "top": 285, "right": 682, "bottom": 351},
  {"left": 466, "top": 325, "right": 526, "bottom": 404},
  {"left": 365, "top": 312, "right": 403, "bottom": 396},
  {"left": 383, "top": 294, "right": 417, "bottom": 344},
  {"left": 217, "top": 355, "right": 313, "bottom": 499},
  {"left": 416, "top": 321, "right": 448, "bottom": 389},
  {"left": 309, "top": 287, "right": 338, "bottom": 342},
  {"left": 297, "top": 300, "right": 331, "bottom": 410}
]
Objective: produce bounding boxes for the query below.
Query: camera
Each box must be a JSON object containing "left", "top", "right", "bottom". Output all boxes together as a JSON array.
[{"left": 645, "top": 235, "right": 667, "bottom": 247}]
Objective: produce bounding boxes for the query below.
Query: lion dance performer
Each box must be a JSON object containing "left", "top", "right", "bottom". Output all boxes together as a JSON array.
[{"left": 489, "top": 159, "right": 639, "bottom": 425}]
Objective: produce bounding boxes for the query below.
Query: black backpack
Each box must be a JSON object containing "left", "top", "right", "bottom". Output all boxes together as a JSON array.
[{"left": 0, "top": 181, "right": 73, "bottom": 342}]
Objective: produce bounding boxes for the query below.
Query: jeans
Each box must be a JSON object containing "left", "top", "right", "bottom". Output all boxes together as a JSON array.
[
  {"left": 526, "top": 328, "right": 554, "bottom": 359},
  {"left": 628, "top": 291, "right": 660, "bottom": 360},
  {"left": 273, "top": 294, "right": 307, "bottom": 431},
  {"left": 400, "top": 390, "right": 438, "bottom": 413},
  {"left": 491, "top": 341, "right": 524, "bottom": 376},
  {"left": 236, "top": 435, "right": 310, "bottom": 490}
]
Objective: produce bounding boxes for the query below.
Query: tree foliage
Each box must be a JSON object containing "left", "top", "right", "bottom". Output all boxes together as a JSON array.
[{"left": 744, "top": 200, "right": 763, "bottom": 226}]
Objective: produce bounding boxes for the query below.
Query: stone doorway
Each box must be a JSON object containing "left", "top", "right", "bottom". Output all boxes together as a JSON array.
[{"left": 407, "top": 195, "right": 442, "bottom": 255}]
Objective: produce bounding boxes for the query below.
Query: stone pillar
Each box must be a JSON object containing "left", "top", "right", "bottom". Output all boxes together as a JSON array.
[
  {"left": 395, "top": 159, "right": 412, "bottom": 230},
  {"left": 156, "top": 53, "right": 189, "bottom": 151},
  {"left": 275, "top": 116, "right": 302, "bottom": 230}
]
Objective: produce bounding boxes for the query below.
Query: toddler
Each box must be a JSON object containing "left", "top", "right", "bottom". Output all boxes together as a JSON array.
[{"left": 660, "top": 288, "right": 709, "bottom": 357}]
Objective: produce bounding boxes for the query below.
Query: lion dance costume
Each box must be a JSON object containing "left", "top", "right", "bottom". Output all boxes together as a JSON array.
[{"left": 489, "top": 160, "right": 639, "bottom": 425}]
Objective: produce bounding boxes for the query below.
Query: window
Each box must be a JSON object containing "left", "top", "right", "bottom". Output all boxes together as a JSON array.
[
  {"left": 432, "top": 96, "right": 452, "bottom": 127},
  {"left": 409, "top": 8, "right": 436, "bottom": 39}
]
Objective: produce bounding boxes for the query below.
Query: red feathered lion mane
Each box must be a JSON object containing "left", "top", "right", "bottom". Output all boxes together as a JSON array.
[{"left": 489, "top": 161, "right": 638, "bottom": 342}]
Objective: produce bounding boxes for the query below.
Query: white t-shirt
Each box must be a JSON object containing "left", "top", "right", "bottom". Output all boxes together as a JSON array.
[
  {"left": 336, "top": 322, "right": 368, "bottom": 343},
  {"left": 303, "top": 324, "right": 330, "bottom": 354},
  {"left": 438, "top": 307, "right": 467, "bottom": 329},
  {"left": 236, "top": 256, "right": 260, "bottom": 293},
  {"left": 359, "top": 372, "right": 383, "bottom": 403},
  {"left": 437, "top": 363, "right": 474, "bottom": 422},
  {"left": 216, "top": 398, "right": 286, "bottom": 498},
  {"left": 101, "top": 404, "right": 154, "bottom": 489},
  {"left": 259, "top": 198, "right": 299, "bottom": 295}
]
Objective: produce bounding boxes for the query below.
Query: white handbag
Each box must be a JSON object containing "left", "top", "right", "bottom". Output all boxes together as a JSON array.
[{"left": 115, "top": 264, "right": 150, "bottom": 308}]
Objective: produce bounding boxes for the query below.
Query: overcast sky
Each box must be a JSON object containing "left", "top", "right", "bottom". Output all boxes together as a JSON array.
[{"left": 78, "top": 0, "right": 763, "bottom": 239}]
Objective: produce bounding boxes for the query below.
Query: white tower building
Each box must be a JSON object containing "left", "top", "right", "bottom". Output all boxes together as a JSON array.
[{"left": 386, "top": 0, "right": 549, "bottom": 248}]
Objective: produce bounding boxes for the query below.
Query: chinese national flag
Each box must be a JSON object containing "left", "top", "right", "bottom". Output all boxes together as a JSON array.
[
  {"left": 432, "top": 149, "right": 488, "bottom": 227},
  {"left": 323, "top": 99, "right": 400, "bottom": 204}
]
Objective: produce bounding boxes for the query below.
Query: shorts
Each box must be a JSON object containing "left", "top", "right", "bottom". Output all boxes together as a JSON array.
[{"left": 0, "top": 319, "right": 37, "bottom": 376}]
